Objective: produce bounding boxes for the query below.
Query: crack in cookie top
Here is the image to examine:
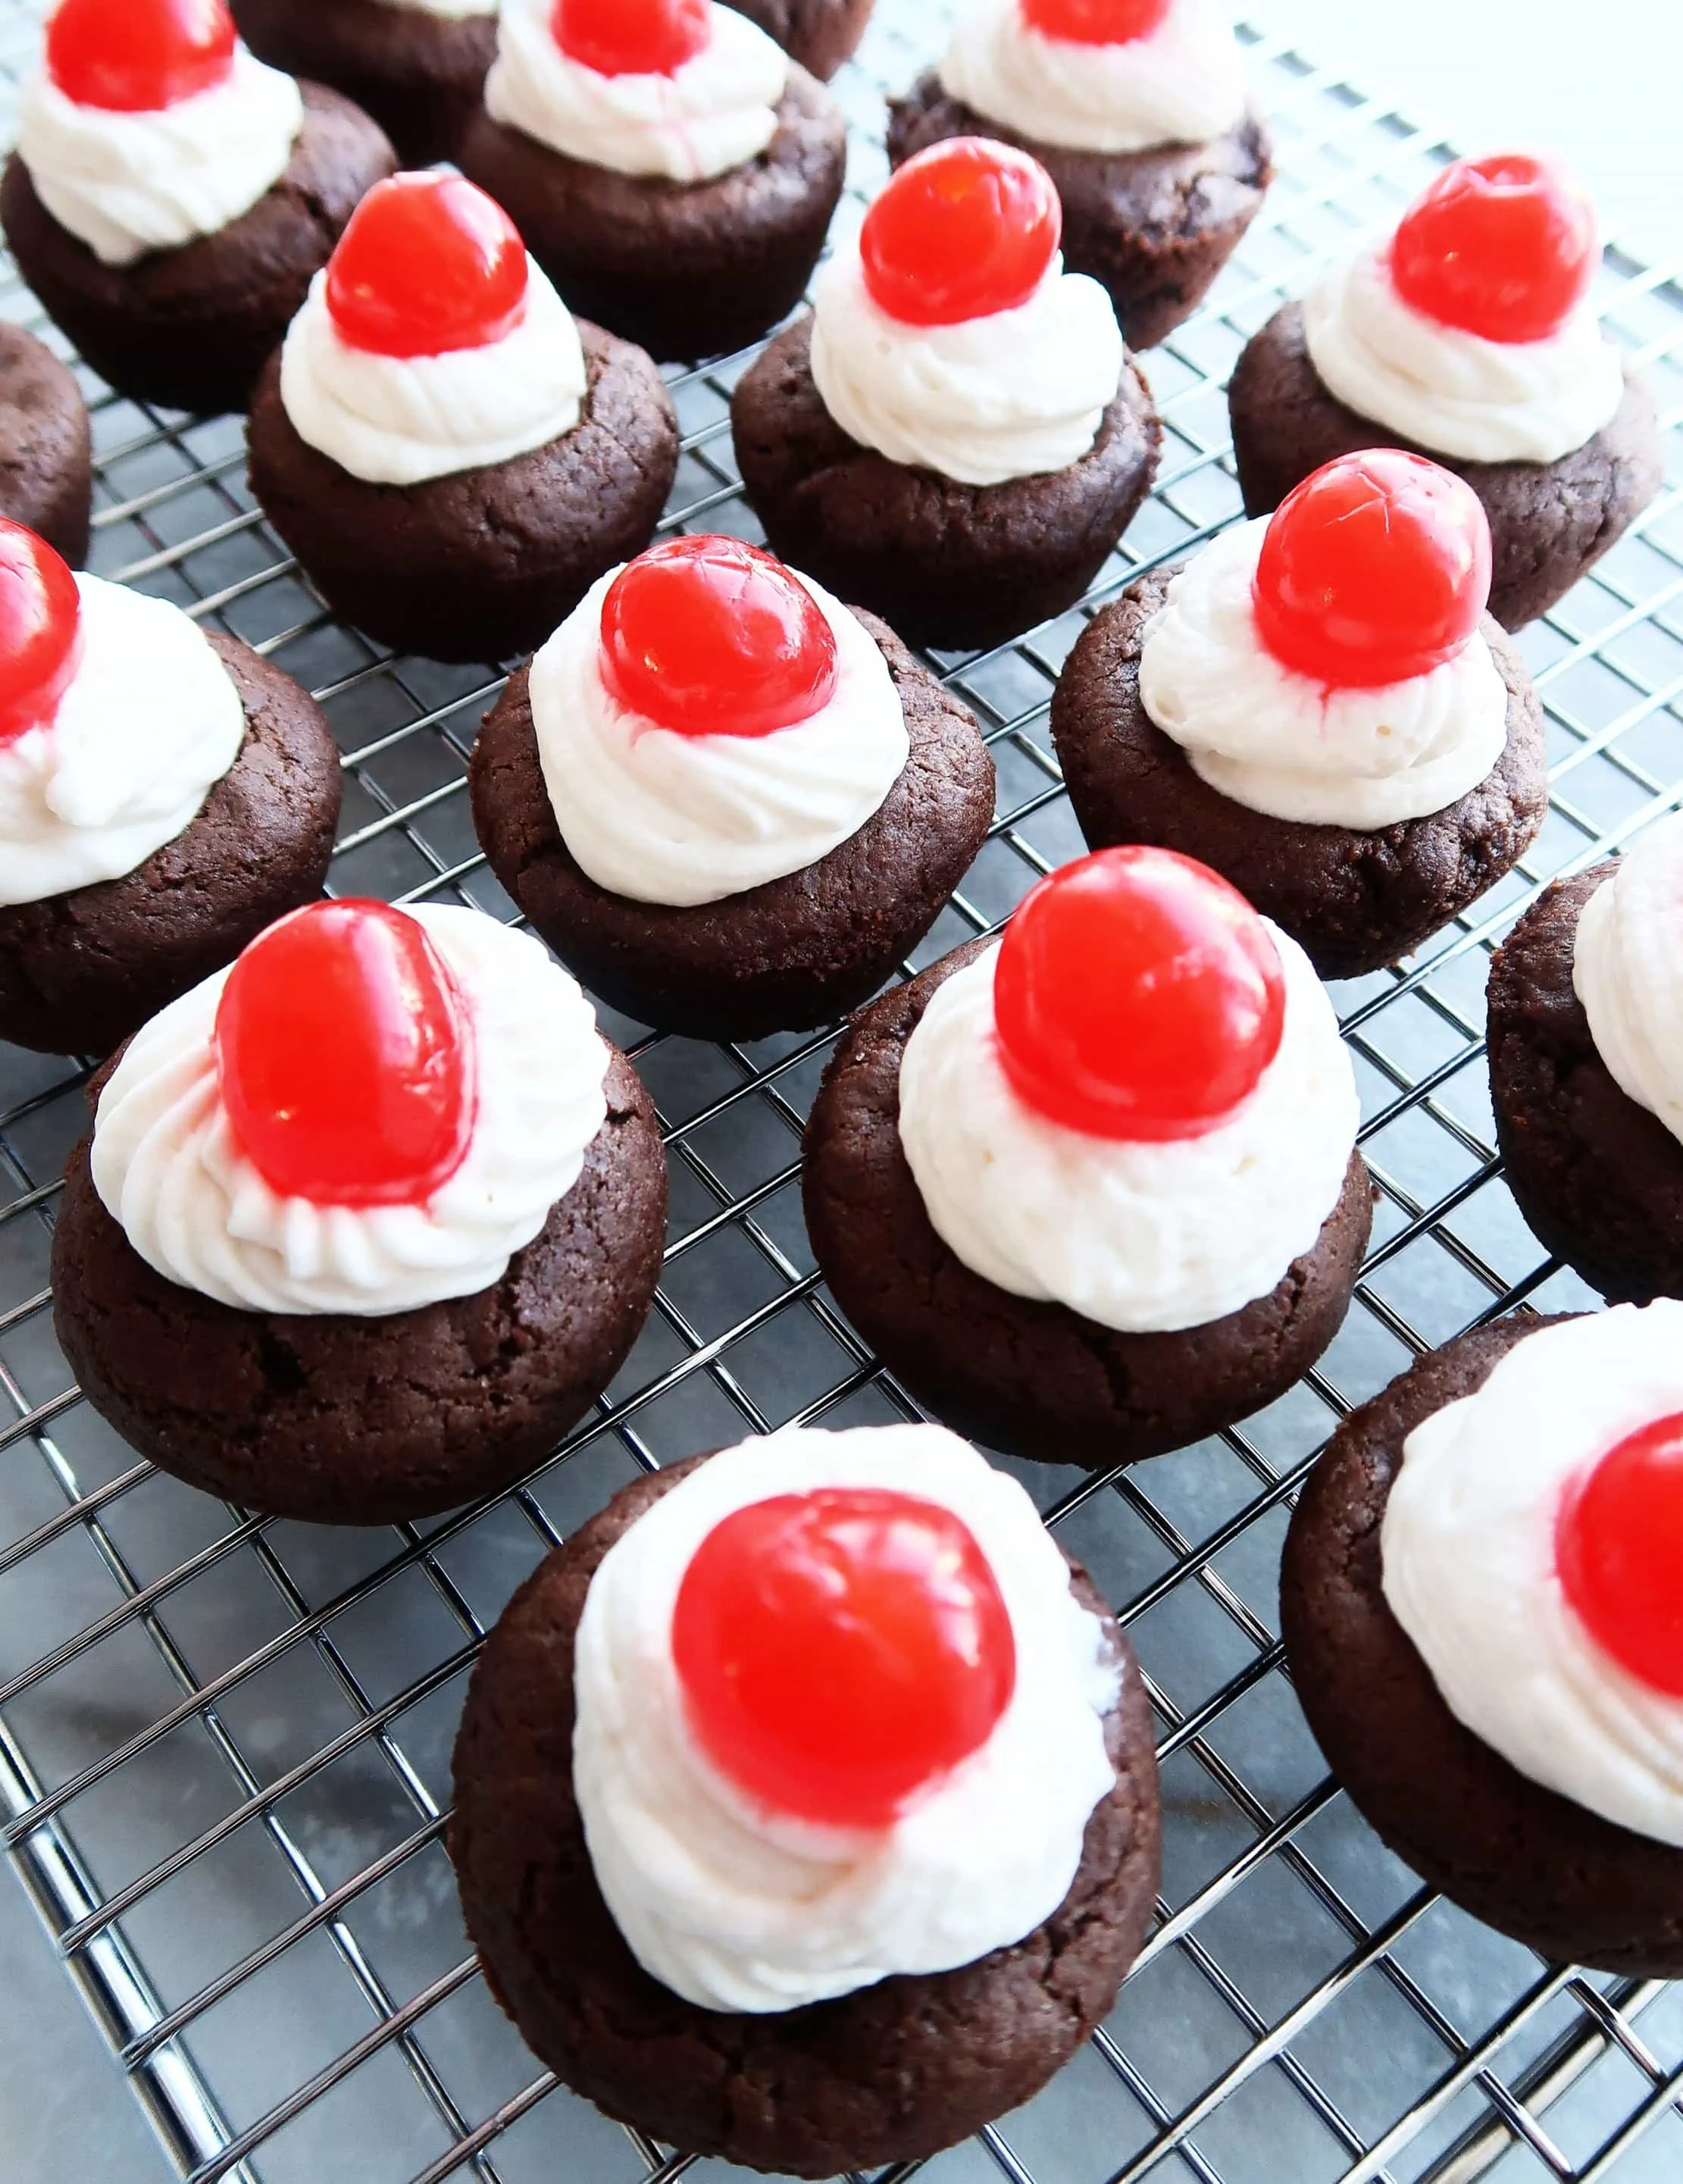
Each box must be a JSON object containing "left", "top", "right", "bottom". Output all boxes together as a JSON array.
[{"left": 1573, "top": 810, "right": 1683, "bottom": 1152}]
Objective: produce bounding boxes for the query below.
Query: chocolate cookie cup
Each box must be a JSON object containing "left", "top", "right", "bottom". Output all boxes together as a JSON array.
[
  {"left": 457, "top": 67, "right": 846, "bottom": 365},
  {"left": 723, "top": 0, "right": 877, "bottom": 79},
  {"left": 1228, "top": 304, "right": 1664, "bottom": 632},
  {"left": 0, "top": 637, "right": 341, "bottom": 1059},
  {"left": 0, "top": 322, "right": 92, "bottom": 566},
  {"left": 1488, "top": 867, "right": 1683, "bottom": 1303},
  {"left": 803, "top": 935, "right": 1373, "bottom": 1469},
  {"left": 230, "top": 0, "right": 496, "bottom": 167},
  {"left": 887, "top": 77, "right": 1272, "bottom": 352},
  {"left": 52, "top": 1044, "right": 665, "bottom": 1525},
  {"left": 471, "top": 611, "right": 995, "bottom": 1041},
  {"left": 734, "top": 320, "right": 1161, "bottom": 652},
  {"left": 450, "top": 1453, "right": 1162, "bottom": 2178},
  {"left": 1051, "top": 567, "right": 1549, "bottom": 981},
  {"left": 1, "top": 83, "right": 396, "bottom": 419},
  {"left": 1281, "top": 1314, "right": 1683, "bottom": 1977},
  {"left": 246, "top": 321, "right": 678, "bottom": 666}
]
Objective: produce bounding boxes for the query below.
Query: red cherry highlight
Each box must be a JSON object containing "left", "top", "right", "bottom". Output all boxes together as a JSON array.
[
  {"left": 1022, "top": 0, "right": 1173, "bottom": 41},
  {"left": 1391, "top": 153, "right": 1599, "bottom": 346},
  {"left": 551, "top": 0, "right": 710, "bottom": 77},
  {"left": 325, "top": 173, "right": 529, "bottom": 360},
  {"left": 862, "top": 137, "right": 1063, "bottom": 327},
  {"left": 0, "top": 518, "right": 84, "bottom": 749},
  {"left": 672, "top": 1488, "right": 1016, "bottom": 1829},
  {"left": 1557, "top": 1413, "right": 1683, "bottom": 1697},
  {"left": 214, "top": 901, "right": 477, "bottom": 1209},
  {"left": 46, "top": 0, "right": 236, "bottom": 113},
  {"left": 995, "top": 847, "right": 1287, "bottom": 1141},
  {"left": 1252, "top": 450, "right": 1493, "bottom": 690},
  {"left": 599, "top": 537, "right": 839, "bottom": 739}
]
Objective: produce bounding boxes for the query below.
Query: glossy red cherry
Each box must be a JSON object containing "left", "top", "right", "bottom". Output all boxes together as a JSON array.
[
  {"left": 46, "top": 0, "right": 236, "bottom": 113},
  {"left": 862, "top": 138, "right": 1063, "bottom": 327},
  {"left": 1022, "top": 0, "right": 1173, "bottom": 41},
  {"left": 214, "top": 901, "right": 477, "bottom": 1209},
  {"left": 1557, "top": 1413, "right": 1683, "bottom": 1697},
  {"left": 1252, "top": 450, "right": 1493, "bottom": 690},
  {"left": 1390, "top": 153, "right": 1599, "bottom": 346},
  {"left": 995, "top": 847, "right": 1287, "bottom": 1141},
  {"left": 551, "top": 0, "right": 710, "bottom": 77},
  {"left": 325, "top": 174, "right": 528, "bottom": 360},
  {"left": 672, "top": 1488, "right": 1016, "bottom": 1829},
  {"left": 599, "top": 537, "right": 839, "bottom": 739},
  {"left": 0, "top": 519, "right": 84, "bottom": 749}
]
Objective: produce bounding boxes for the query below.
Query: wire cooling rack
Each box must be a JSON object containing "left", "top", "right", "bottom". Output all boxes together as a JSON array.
[{"left": 2, "top": 2, "right": 1681, "bottom": 2179}]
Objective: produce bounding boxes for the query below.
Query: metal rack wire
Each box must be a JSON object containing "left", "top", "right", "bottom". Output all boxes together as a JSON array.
[{"left": 1, "top": 2, "right": 1681, "bottom": 2179}]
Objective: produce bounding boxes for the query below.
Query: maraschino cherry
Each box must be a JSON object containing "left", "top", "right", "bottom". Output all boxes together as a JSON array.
[
  {"left": 0, "top": 518, "right": 84, "bottom": 749},
  {"left": 46, "top": 0, "right": 236, "bottom": 114},
  {"left": 862, "top": 138, "right": 1063, "bottom": 328},
  {"left": 1252, "top": 450, "right": 1492, "bottom": 690},
  {"left": 1391, "top": 153, "right": 1599, "bottom": 346},
  {"left": 994, "top": 847, "right": 1286, "bottom": 1141},
  {"left": 552, "top": 0, "right": 711, "bottom": 78},
  {"left": 672, "top": 1488, "right": 1016, "bottom": 1828},
  {"left": 325, "top": 174, "right": 528, "bottom": 361},
  {"left": 599, "top": 536, "right": 839, "bottom": 739},
  {"left": 1557, "top": 1413, "right": 1683, "bottom": 1697},
  {"left": 214, "top": 901, "right": 477, "bottom": 1208},
  {"left": 1023, "top": 0, "right": 1173, "bottom": 42}
]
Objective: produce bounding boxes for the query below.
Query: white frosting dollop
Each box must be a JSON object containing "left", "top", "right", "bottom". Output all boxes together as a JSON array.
[
  {"left": 898, "top": 927, "right": 1357, "bottom": 1334},
  {"left": 485, "top": 0, "right": 786, "bottom": 184},
  {"left": 1303, "top": 240, "right": 1626, "bottom": 467},
  {"left": 15, "top": 43, "right": 303, "bottom": 268},
  {"left": 527, "top": 564, "right": 910, "bottom": 907},
  {"left": 377, "top": 0, "right": 496, "bottom": 17},
  {"left": 809, "top": 240, "right": 1125, "bottom": 488},
  {"left": 1573, "top": 811, "right": 1683, "bottom": 1151},
  {"left": 940, "top": 0, "right": 1247, "bottom": 156},
  {"left": 1381, "top": 1303, "right": 1683, "bottom": 1848},
  {"left": 278, "top": 258, "right": 587, "bottom": 487},
  {"left": 0, "top": 576, "right": 246, "bottom": 909},
  {"left": 574, "top": 1421, "right": 1124, "bottom": 2013},
  {"left": 1137, "top": 518, "right": 1510, "bottom": 831},
  {"left": 90, "top": 908, "right": 611, "bottom": 1319}
]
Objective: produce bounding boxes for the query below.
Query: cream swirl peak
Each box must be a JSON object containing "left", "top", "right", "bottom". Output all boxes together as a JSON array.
[{"left": 1573, "top": 812, "right": 1683, "bottom": 1151}]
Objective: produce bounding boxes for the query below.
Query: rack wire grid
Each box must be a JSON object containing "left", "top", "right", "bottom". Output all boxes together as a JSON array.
[{"left": 0, "top": 2, "right": 1681, "bottom": 2181}]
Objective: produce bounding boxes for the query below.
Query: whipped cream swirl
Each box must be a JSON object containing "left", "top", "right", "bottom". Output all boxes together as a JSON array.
[
  {"left": 1382, "top": 1303, "right": 1683, "bottom": 1848},
  {"left": 279, "top": 258, "right": 588, "bottom": 487},
  {"left": 898, "top": 926, "right": 1357, "bottom": 1334},
  {"left": 1303, "top": 240, "right": 1626, "bottom": 467},
  {"left": 940, "top": 0, "right": 1247, "bottom": 156},
  {"left": 574, "top": 1421, "right": 1124, "bottom": 2013},
  {"left": 486, "top": 0, "right": 786, "bottom": 183},
  {"left": 528, "top": 564, "right": 910, "bottom": 906},
  {"left": 1138, "top": 518, "right": 1510, "bottom": 830},
  {"left": 91, "top": 909, "right": 610, "bottom": 1319},
  {"left": 16, "top": 42, "right": 302, "bottom": 268},
  {"left": 0, "top": 577, "right": 246, "bottom": 909},
  {"left": 809, "top": 240, "right": 1125, "bottom": 488},
  {"left": 1573, "top": 811, "right": 1683, "bottom": 1150},
  {"left": 377, "top": 0, "right": 496, "bottom": 16}
]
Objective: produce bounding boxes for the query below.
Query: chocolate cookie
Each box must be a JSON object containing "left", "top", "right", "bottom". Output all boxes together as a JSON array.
[
  {"left": 887, "top": 74, "right": 1272, "bottom": 352},
  {"left": 1281, "top": 1314, "right": 1683, "bottom": 1976},
  {"left": 0, "top": 321, "right": 92, "bottom": 565},
  {"left": 450, "top": 1453, "right": 1161, "bottom": 2177},
  {"left": 246, "top": 321, "right": 678, "bottom": 665},
  {"left": 471, "top": 612, "right": 996, "bottom": 1040},
  {"left": 1487, "top": 866, "right": 1683, "bottom": 1301},
  {"left": 457, "top": 70, "right": 846, "bottom": 364},
  {"left": 51, "top": 1047, "right": 667, "bottom": 1526},
  {"left": 802, "top": 936, "right": 1373, "bottom": 1469},
  {"left": 230, "top": 0, "right": 496, "bottom": 167},
  {"left": 1, "top": 84, "right": 396, "bottom": 419},
  {"left": 0, "top": 636, "right": 342, "bottom": 1059},
  {"left": 1050, "top": 568, "right": 1549, "bottom": 980},
  {"left": 1228, "top": 303, "right": 1664, "bottom": 631},
  {"left": 721, "top": 0, "right": 877, "bottom": 79},
  {"left": 734, "top": 319, "right": 1161, "bottom": 652}
]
